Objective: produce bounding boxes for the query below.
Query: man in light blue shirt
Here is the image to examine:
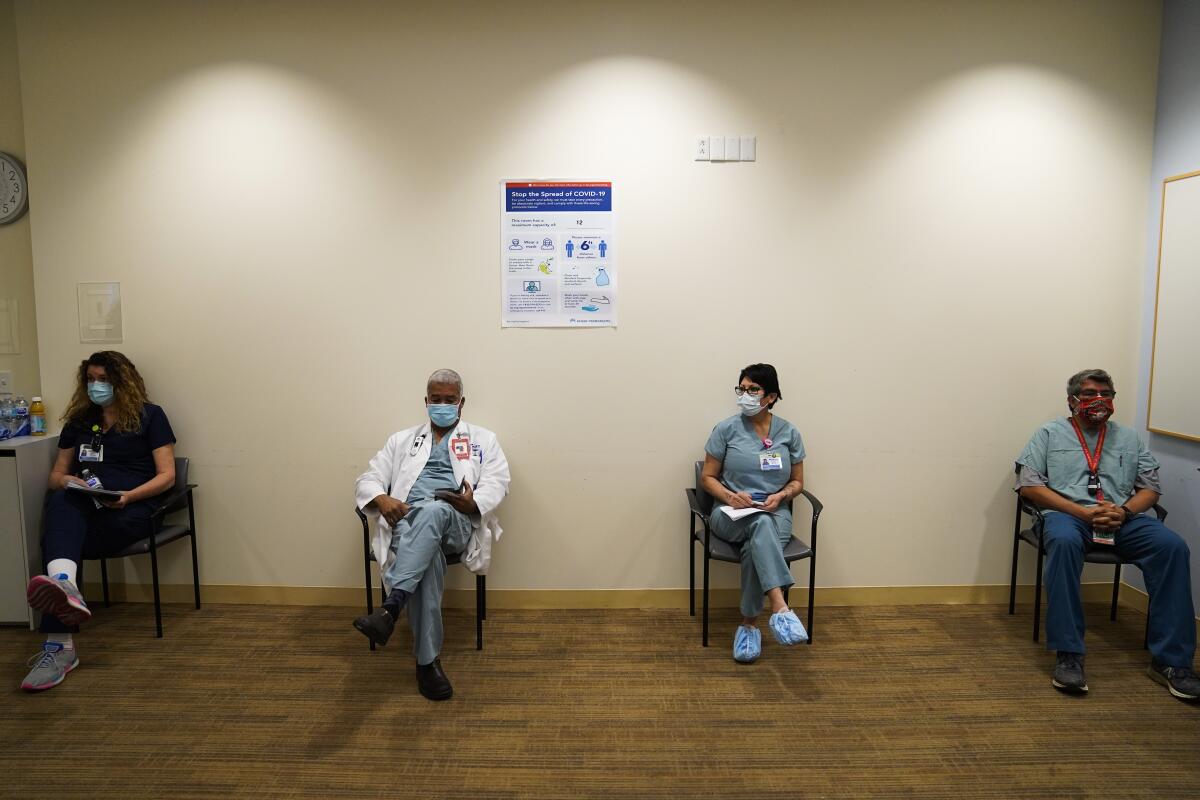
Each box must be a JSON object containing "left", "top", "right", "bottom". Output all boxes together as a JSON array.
[{"left": 1016, "top": 369, "right": 1197, "bottom": 701}]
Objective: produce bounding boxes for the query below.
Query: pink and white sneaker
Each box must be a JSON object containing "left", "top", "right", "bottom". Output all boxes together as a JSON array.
[{"left": 26, "top": 575, "right": 92, "bottom": 626}]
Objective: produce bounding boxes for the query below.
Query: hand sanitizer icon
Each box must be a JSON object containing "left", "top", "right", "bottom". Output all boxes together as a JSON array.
[{"left": 595, "top": 268, "right": 610, "bottom": 287}]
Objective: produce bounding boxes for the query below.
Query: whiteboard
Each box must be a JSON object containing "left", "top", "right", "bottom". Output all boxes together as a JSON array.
[{"left": 1148, "top": 170, "right": 1200, "bottom": 441}]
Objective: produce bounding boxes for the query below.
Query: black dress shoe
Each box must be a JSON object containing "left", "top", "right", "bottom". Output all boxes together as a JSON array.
[
  {"left": 352, "top": 608, "right": 395, "bottom": 646},
  {"left": 416, "top": 658, "right": 453, "bottom": 701}
]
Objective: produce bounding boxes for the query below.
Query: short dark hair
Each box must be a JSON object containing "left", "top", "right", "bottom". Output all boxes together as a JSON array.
[
  {"left": 739, "top": 363, "right": 782, "bottom": 409},
  {"left": 1067, "top": 369, "right": 1114, "bottom": 396}
]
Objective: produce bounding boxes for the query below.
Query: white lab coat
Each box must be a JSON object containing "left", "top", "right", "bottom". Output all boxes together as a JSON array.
[{"left": 355, "top": 420, "right": 510, "bottom": 583}]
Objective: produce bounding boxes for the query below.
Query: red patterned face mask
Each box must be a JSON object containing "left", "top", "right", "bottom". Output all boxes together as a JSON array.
[{"left": 1073, "top": 395, "right": 1114, "bottom": 423}]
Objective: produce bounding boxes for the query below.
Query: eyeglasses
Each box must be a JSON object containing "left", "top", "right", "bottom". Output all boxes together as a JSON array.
[
  {"left": 1077, "top": 390, "right": 1116, "bottom": 399},
  {"left": 733, "top": 386, "right": 764, "bottom": 397}
]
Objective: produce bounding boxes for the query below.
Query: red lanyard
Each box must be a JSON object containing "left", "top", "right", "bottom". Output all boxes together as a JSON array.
[{"left": 1069, "top": 417, "right": 1106, "bottom": 500}]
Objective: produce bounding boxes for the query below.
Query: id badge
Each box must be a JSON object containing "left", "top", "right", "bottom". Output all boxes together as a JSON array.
[
  {"left": 451, "top": 437, "right": 470, "bottom": 461},
  {"left": 78, "top": 444, "right": 104, "bottom": 462},
  {"left": 759, "top": 451, "right": 783, "bottom": 471}
]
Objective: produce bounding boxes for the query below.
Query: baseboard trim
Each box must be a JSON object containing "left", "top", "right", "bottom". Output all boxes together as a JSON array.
[{"left": 81, "top": 581, "right": 1149, "bottom": 610}]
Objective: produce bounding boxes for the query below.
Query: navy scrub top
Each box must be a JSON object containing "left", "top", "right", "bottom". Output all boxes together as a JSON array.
[{"left": 58, "top": 403, "right": 176, "bottom": 493}]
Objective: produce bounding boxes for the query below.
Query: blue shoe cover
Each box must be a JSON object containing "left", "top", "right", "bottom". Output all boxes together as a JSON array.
[
  {"left": 768, "top": 609, "right": 809, "bottom": 646},
  {"left": 733, "top": 625, "right": 761, "bottom": 663}
]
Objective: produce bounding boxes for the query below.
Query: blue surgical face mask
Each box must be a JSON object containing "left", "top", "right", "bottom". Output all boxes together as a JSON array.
[
  {"left": 88, "top": 381, "right": 114, "bottom": 407},
  {"left": 428, "top": 402, "right": 460, "bottom": 428},
  {"left": 737, "top": 392, "right": 763, "bottom": 417}
]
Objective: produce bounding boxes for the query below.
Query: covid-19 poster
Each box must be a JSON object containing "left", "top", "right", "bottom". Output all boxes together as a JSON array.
[{"left": 500, "top": 180, "right": 616, "bottom": 328}]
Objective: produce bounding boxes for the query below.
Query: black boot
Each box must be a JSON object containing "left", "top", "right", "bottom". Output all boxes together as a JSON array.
[
  {"left": 352, "top": 607, "right": 396, "bottom": 646},
  {"left": 416, "top": 658, "right": 453, "bottom": 701}
]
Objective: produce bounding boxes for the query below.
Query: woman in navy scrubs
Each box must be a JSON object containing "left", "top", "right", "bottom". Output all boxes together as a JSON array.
[{"left": 21, "top": 351, "right": 176, "bottom": 691}]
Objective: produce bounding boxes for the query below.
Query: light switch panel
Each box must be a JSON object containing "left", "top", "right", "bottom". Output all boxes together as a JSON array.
[
  {"left": 740, "top": 136, "right": 756, "bottom": 161},
  {"left": 709, "top": 135, "right": 725, "bottom": 161},
  {"left": 724, "top": 135, "right": 740, "bottom": 161}
]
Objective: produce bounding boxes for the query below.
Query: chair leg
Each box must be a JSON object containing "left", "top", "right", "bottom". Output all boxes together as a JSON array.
[
  {"left": 783, "top": 587, "right": 790, "bottom": 606},
  {"left": 481, "top": 575, "right": 487, "bottom": 621},
  {"left": 149, "top": 538, "right": 163, "bottom": 638},
  {"left": 365, "top": 556, "right": 375, "bottom": 653},
  {"left": 100, "top": 557, "right": 111, "bottom": 608},
  {"left": 189, "top": 533, "right": 201, "bottom": 610},
  {"left": 1008, "top": 533, "right": 1021, "bottom": 616},
  {"left": 188, "top": 494, "right": 200, "bottom": 609},
  {"left": 689, "top": 534, "right": 696, "bottom": 617},
  {"left": 807, "top": 555, "right": 816, "bottom": 645},
  {"left": 1110, "top": 565, "right": 1120, "bottom": 621},
  {"left": 702, "top": 552, "right": 711, "bottom": 647},
  {"left": 476, "top": 575, "right": 484, "bottom": 651},
  {"left": 1033, "top": 544, "right": 1045, "bottom": 643}
]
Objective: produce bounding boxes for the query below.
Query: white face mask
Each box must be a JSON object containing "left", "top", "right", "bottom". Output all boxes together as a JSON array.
[{"left": 737, "top": 392, "right": 763, "bottom": 416}]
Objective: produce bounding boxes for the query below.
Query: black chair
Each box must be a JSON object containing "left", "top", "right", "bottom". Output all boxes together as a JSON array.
[
  {"left": 84, "top": 456, "right": 200, "bottom": 638},
  {"left": 685, "top": 460, "right": 822, "bottom": 647},
  {"left": 356, "top": 506, "right": 485, "bottom": 652},
  {"left": 1007, "top": 473, "right": 1163, "bottom": 643}
]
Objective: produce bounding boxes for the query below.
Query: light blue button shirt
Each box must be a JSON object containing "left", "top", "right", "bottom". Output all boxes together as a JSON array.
[{"left": 1016, "top": 418, "right": 1159, "bottom": 507}]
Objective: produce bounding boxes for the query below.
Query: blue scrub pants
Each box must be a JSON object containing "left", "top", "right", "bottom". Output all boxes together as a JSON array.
[
  {"left": 384, "top": 500, "right": 472, "bottom": 666},
  {"left": 39, "top": 488, "right": 154, "bottom": 634},
  {"left": 710, "top": 510, "right": 795, "bottom": 619},
  {"left": 1043, "top": 512, "right": 1195, "bottom": 667}
]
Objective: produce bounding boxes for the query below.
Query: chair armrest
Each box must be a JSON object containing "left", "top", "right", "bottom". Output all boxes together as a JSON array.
[
  {"left": 1019, "top": 498, "right": 1045, "bottom": 524},
  {"left": 684, "top": 488, "right": 708, "bottom": 520},
  {"left": 799, "top": 489, "right": 822, "bottom": 519},
  {"left": 149, "top": 484, "right": 197, "bottom": 521},
  {"left": 1152, "top": 504, "right": 1167, "bottom": 522}
]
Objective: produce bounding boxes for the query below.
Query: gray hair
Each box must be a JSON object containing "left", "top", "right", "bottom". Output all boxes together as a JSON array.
[
  {"left": 1067, "top": 369, "right": 1114, "bottom": 396},
  {"left": 427, "top": 368, "right": 464, "bottom": 395}
]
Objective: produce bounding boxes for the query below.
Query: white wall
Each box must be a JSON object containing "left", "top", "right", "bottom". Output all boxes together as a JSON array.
[
  {"left": 1135, "top": 0, "right": 1200, "bottom": 604},
  {"left": 14, "top": 0, "right": 1162, "bottom": 596},
  {"left": 0, "top": 0, "right": 38, "bottom": 397}
]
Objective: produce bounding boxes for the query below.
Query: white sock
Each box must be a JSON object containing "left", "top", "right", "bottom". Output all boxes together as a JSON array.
[
  {"left": 45, "top": 633, "right": 74, "bottom": 649},
  {"left": 46, "top": 559, "right": 77, "bottom": 585}
]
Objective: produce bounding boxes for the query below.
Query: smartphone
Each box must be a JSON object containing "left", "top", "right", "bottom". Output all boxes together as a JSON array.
[{"left": 434, "top": 480, "right": 470, "bottom": 501}]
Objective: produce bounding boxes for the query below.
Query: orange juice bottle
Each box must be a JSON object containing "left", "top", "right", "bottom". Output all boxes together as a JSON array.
[{"left": 30, "top": 396, "right": 46, "bottom": 436}]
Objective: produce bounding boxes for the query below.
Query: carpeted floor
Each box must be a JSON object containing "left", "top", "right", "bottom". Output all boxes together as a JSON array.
[{"left": 1, "top": 601, "right": 1198, "bottom": 799}]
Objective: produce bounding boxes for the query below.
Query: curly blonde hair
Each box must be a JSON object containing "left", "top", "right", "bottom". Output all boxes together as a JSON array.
[{"left": 61, "top": 351, "right": 151, "bottom": 433}]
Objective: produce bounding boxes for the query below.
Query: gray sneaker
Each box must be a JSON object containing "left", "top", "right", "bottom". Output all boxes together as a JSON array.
[
  {"left": 21, "top": 642, "right": 79, "bottom": 692},
  {"left": 26, "top": 574, "right": 91, "bottom": 626},
  {"left": 1148, "top": 659, "right": 1200, "bottom": 701},
  {"left": 1052, "top": 651, "right": 1088, "bottom": 694}
]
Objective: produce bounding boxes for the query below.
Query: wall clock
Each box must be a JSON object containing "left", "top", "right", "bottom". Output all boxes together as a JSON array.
[{"left": 0, "top": 152, "right": 29, "bottom": 225}]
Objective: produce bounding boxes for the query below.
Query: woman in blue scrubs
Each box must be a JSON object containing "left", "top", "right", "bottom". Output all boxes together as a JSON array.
[
  {"left": 702, "top": 363, "right": 808, "bottom": 663},
  {"left": 22, "top": 351, "right": 176, "bottom": 691}
]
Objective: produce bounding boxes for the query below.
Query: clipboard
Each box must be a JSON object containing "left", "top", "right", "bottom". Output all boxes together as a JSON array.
[{"left": 66, "top": 483, "right": 124, "bottom": 500}]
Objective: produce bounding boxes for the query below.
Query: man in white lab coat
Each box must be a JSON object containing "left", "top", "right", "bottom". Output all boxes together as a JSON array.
[{"left": 354, "top": 369, "right": 510, "bottom": 700}]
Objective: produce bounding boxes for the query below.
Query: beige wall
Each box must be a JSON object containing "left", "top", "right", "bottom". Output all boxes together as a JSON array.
[
  {"left": 14, "top": 0, "right": 1161, "bottom": 596},
  {"left": 0, "top": 0, "right": 38, "bottom": 396}
]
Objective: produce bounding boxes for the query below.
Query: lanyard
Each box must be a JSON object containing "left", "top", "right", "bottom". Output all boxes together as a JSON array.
[{"left": 1069, "top": 417, "right": 1106, "bottom": 501}]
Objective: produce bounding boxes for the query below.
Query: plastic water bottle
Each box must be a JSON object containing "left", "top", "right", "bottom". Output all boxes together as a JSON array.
[
  {"left": 80, "top": 468, "right": 104, "bottom": 490},
  {"left": 30, "top": 396, "right": 46, "bottom": 436},
  {"left": 79, "top": 468, "right": 106, "bottom": 508},
  {"left": 0, "top": 397, "right": 12, "bottom": 440},
  {"left": 12, "top": 395, "right": 30, "bottom": 438}
]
